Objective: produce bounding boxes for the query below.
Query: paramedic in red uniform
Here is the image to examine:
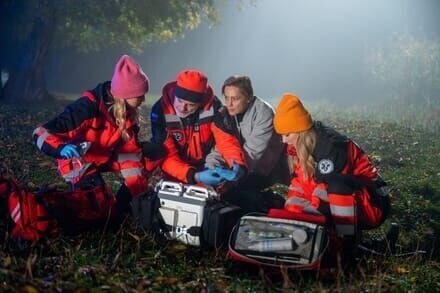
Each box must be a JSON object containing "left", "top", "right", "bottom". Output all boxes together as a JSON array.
[
  {"left": 150, "top": 69, "right": 247, "bottom": 186},
  {"left": 273, "top": 93, "right": 390, "bottom": 238},
  {"left": 32, "top": 55, "right": 151, "bottom": 217}
]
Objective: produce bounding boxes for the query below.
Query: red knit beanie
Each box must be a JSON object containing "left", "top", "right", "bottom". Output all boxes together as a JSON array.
[
  {"left": 174, "top": 69, "right": 208, "bottom": 103},
  {"left": 110, "top": 55, "right": 149, "bottom": 99}
]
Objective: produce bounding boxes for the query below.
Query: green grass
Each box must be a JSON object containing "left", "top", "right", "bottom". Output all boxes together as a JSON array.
[{"left": 0, "top": 97, "right": 439, "bottom": 291}]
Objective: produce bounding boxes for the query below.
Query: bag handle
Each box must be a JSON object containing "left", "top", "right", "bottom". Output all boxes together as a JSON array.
[
  {"left": 156, "top": 180, "right": 183, "bottom": 193},
  {"left": 183, "top": 185, "right": 209, "bottom": 200}
]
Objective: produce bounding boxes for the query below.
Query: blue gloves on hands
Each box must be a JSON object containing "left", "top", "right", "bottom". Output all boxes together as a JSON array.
[
  {"left": 59, "top": 144, "right": 80, "bottom": 159},
  {"left": 215, "top": 162, "right": 245, "bottom": 182},
  {"left": 195, "top": 169, "right": 225, "bottom": 186},
  {"left": 195, "top": 162, "right": 246, "bottom": 186}
]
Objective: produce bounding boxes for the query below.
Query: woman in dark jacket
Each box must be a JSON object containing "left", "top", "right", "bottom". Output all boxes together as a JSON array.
[
  {"left": 273, "top": 93, "right": 390, "bottom": 237},
  {"left": 33, "top": 55, "right": 151, "bottom": 220}
]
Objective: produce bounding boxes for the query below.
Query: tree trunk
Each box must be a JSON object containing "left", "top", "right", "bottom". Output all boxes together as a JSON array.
[{"left": 1, "top": 17, "right": 55, "bottom": 103}]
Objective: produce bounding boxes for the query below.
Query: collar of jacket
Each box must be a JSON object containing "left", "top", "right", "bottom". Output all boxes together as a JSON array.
[
  {"left": 312, "top": 121, "right": 348, "bottom": 180},
  {"left": 83, "top": 81, "right": 130, "bottom": 129}
]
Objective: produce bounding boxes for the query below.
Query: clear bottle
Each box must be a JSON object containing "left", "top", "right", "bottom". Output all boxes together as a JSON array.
[{"left": 248, "top": 238, "right": 293, "bottom": 252}]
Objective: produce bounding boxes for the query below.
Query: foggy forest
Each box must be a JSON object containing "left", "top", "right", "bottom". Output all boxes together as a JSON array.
[{"left": 0, "top": 0, "right": 439, "bottom": 291}]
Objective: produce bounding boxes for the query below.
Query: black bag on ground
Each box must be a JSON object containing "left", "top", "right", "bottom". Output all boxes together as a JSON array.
[
  {"left": 202, "top": 199, "right": 241, "bottom": 248},
  {"left": 131, "top": 191, "right": 160, "bottom": 231}
]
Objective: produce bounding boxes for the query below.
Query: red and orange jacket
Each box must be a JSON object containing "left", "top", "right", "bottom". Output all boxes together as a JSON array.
[
  {"left": 33, "top": 82, "right": 142, "bottom": 169},
  {"left": 150, "top": 81, "right": 247, "bottom": 183},
  {"left": 285, "top": 122, "right": 389, "bottom": 236}
]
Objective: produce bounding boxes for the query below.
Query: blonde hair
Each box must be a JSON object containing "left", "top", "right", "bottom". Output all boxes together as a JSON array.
[
  {"left": 109, "top": 97, "right": 139, "bottom": 142},
  {"left": 288, "top": 128, "right": 317, "bottom": 179}
]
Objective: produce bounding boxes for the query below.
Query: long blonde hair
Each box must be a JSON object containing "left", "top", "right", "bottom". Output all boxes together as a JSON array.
[
  {"left": 109, "top": 97, "right": 139, "bottom": 142},
  {"left": 288, "top": 127, "right": 317, "bottom": 179}
]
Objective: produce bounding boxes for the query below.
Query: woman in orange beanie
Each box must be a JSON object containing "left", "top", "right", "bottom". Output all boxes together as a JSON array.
[
  {"left": 273, "top": 93, "right": 390, "bottom": 242},
  {"left": 32, "top": 55, "right": 159, "bottom": 224}
]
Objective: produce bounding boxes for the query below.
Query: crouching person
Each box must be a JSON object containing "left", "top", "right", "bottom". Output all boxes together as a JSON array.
[
  {"left": 150, "top": 69, "right": 247, "bottom": 185},
  {"left": 205, "top": 75, "right": 290, "bottom": 214},
  {"left": 32, "top": 55, "right": 152, "bottom": 229},
  {"left": 273, "top": 93, "right": 391, "bottom": 265}
]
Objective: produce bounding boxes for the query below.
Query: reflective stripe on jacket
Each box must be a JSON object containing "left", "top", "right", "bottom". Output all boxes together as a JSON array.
[
  {"left": 32, "top": 82, "right": 147, "bottom": 196},
  {"left": 151, "top": 81, "right": 246, "bottom": 183},
  {"left": 285, "top": 122, "right": 384, "bottom": 236}
]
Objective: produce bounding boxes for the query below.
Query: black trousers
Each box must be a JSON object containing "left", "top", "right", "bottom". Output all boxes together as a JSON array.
[{"left": 221, "top": 173, "right": 286, "bottom": 215}]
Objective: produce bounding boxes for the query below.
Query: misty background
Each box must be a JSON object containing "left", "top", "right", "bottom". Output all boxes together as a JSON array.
[{"left": 46, "top": 0, "right": 440, "bottom": 105}]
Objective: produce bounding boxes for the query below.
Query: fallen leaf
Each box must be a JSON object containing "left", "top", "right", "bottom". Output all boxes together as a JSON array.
[{"left": 396, "top": 266, "right": 410, "bottom": 274}]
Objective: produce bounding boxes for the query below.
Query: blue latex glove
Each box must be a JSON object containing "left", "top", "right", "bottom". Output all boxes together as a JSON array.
[
  {"left": 59, "top": 144, "right": 80, "bottom": 159},
  {"left": 195, "top": 169, "right": 225, "bottom": 186},
  {"left": 215, "top": 163, "right": 245, "bottom": 182}
]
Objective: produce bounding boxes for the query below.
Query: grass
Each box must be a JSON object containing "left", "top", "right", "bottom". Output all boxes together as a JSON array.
[{"left": 0, "top": 96, "right": 439, "bottom": 291}]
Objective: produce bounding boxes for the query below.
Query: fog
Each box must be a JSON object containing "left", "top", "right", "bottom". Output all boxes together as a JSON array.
[{"left": 47, "top": 0, "right": 440, "bottom": 105}]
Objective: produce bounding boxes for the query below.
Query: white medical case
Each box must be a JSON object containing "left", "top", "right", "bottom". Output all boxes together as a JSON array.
[{"left": 155, "top": 180, "right": 217, "bottom": 246}]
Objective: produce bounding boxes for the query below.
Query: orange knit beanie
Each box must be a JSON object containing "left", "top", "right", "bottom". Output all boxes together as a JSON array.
[{"left": 273, "top": 93, "right": 313, "bottom": 134}]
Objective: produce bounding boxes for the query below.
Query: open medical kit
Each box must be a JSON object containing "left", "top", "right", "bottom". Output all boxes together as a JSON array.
[{"left": 228, "top": 212, "right": 328, "bottom": 269}]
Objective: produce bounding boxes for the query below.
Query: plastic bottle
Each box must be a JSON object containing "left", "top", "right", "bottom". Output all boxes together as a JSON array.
[{"left": 248, "top": 238, "right": 293, "bottom": 252}]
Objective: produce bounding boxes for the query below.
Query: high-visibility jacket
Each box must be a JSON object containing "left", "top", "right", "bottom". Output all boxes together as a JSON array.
[
  {"left": 285, "top": 122, "right": 389, "bottom": 236},
  {"left": 32, "top": 82, "right": 148, "bottom": 197},
  {"left": 150, "top": 81, "right": 247, "bottom": 183}
]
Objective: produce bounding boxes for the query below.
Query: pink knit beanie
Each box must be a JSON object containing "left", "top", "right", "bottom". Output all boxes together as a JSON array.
[{"left": 110, "top": 55, "right": 149, "bottom": 99}]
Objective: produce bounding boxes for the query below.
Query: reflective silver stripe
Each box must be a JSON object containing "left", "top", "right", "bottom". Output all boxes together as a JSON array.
[
  {"left": 285, "top": 196, "right": 310, "bottom": 207},
  {"left": 32, "top": 126, "right": 43, "bottom": 136},
  {"left": 303, "top": 206, "right": 322, "bottom": 215},
  {"left": 33, "top": 126, "right": 52, "bottom": 150},
  {"left": 165, "top": 107, "right": 214, "bottom": 122},
  {"left": 117, "top": 153, "right": 142, "bottom": 162},
  {"left": 199, "top": 106, "right": 214, "bottom": 119},
  {"left": 36, "top": 132, "right": 51, "bottom": 150},
  {"left": 120, "top": 167, "right": 143, "bottom": 178},
  {"left": 164, "top": 114, "right": 181, "bottom": 123},
  {"left": 288, "top": 185, "right": 304, "bottom": 193},
  {"left": 11, "top": 203, "right": 21, "bottom": 223},
  {"left": 335, "top": 224, "right": 355, "bottom": 235},
  {"left": 312, "top": 188, "right": 328, "bottom": 201},
  {"left": 330, "top": 205, "right": 355, "bottom": 217}
]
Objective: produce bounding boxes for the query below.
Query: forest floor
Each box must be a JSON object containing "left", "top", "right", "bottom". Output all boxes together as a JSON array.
[{"left": 0, "top": 97, "right": 439, "bottom": 291}]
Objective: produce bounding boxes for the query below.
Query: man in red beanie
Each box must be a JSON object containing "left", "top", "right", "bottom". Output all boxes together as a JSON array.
[
  {"left": 33, "top": 55, "right": 158, "bottom": 225},
  {"left": 150, "top": 69, "right": 247, "bottom": 185}
]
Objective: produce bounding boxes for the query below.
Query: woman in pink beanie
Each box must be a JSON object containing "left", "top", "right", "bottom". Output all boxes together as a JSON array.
[{"left": 32, "top": 55, "right": 160, "bottom": 227}]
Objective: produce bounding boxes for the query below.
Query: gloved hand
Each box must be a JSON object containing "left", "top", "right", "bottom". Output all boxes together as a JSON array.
[
  {"left": 214, "top": 162, "right": 245, "bottom": 182},
  {"left": 195, "top": 169, "right": 224, "bottom": 186},
  {"left": 59, "top": 144, "right": 80, "bottom": 159}
]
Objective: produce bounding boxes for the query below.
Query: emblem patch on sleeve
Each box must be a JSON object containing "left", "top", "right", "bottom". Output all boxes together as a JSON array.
[
  {"left": 318, "top": 159, "right": 334, "bottom": 175},
  {"left": 172, "top": 131, "right": 183, "bottom": 142}
]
